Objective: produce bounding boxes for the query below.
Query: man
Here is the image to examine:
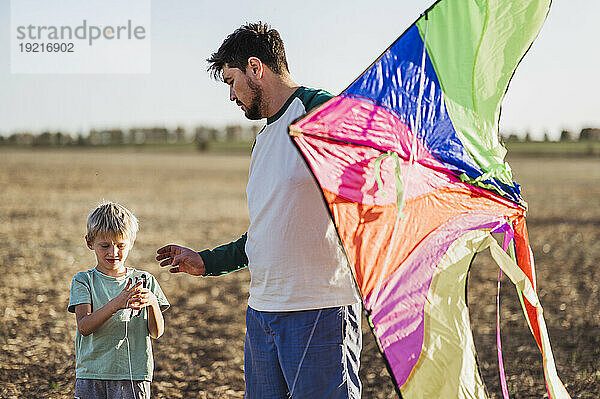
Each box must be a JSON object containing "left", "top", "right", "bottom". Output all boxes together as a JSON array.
[{"left": 156, "top": 22, "right": 361, "bottom": 399}]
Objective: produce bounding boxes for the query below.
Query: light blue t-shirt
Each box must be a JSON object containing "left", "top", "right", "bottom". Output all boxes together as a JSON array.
[{"left": 68, "top": 267, "right": 169, "bottom": 381}]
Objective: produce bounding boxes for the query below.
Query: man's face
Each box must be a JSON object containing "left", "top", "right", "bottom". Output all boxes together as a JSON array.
[{"left": 222, "top": 65, "right": 264, "bottom": 120}]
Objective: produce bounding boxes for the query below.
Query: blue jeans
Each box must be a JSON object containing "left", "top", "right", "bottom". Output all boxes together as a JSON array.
[{"left": 244, "top": 303, "right": 362, "bottom": 399}]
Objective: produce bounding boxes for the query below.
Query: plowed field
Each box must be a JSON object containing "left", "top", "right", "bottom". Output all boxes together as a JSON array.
[{"left": 0, "top": 149, "right": 598, "bottom": 398}]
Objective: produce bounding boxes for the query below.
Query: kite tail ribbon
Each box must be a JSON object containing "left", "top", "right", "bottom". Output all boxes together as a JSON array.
[
  {"left": 374, "top": 151, "right": 405, "bottom": 217},
  {"left": 488, "top": 229, "right": 571, "bottom": 399},
  {"left": 490, "top": 226, "right": 514, "bottom": 399},
  {"left": 496, "top": 270, "right": 510, "bottom": 399}
]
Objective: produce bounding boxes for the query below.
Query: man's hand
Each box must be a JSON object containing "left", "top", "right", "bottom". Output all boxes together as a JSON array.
[{"left": 156, "top": 244, "right": 206, "bottom": 276}]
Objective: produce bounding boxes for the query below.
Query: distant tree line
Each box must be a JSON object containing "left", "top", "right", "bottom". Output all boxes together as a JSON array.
[
  {"left": 2, "top": 125, "right": 598, "bottom": 148},
  {"left": 0, "top": 124, "right": 262, "bottom": 150},
  {"left": 501, "top": 127, "right": 600, "bottom": 143}
]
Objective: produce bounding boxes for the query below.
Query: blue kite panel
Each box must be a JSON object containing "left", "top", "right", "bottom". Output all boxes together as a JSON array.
[{"left": 343, "top": 25, "right": 521, "bottom": 203}]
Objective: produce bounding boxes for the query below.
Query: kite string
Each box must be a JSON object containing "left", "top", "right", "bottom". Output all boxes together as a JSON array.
[
  {"left": 116, "top": 309, "right": 137, "bottom": 397},
  {"left": 497, "top": 270, "right": 510, "bottom": 399},
  {"left": 124, "top": 310, "right": 137, "bottom": 398},
  {"left": 289, "top": 309, "right": 322, "bottom": 397}
]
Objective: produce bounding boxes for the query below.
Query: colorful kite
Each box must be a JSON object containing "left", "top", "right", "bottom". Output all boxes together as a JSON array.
[{"left": 289, "top": 0, "right": 569, "bottom": 397}]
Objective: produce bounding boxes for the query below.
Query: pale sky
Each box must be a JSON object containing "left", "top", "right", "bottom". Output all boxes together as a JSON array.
[{"left": 1, "top": 0, "right": 598, "bottom": 140}]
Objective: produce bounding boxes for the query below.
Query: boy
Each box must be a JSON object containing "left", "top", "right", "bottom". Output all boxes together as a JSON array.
[{"left": 68, "top": 201, "right": 169, "bottom": 399}]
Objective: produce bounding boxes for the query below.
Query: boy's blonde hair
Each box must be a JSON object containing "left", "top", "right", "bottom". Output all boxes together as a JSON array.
[{"left": 86, "top": 201, "right": 139, "bottom": 243}]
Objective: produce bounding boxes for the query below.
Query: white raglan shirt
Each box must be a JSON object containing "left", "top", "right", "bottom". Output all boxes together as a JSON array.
[{"left": 246, "top": 88, "right": 359, "bottom": 312}]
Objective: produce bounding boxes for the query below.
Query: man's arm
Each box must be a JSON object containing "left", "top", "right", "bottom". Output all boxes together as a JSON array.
[
  {"left": 156, "top": 233, "right": 248, "bottom": 276},
  {"left": 199, "top": 233, "right": 248, "bottom": 276}
]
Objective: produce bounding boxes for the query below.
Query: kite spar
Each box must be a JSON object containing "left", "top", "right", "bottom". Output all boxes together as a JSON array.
[{"left": 289, "top": 0, "right": 569, "bottom": 397}]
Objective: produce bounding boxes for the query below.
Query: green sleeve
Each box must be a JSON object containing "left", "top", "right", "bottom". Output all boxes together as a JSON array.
[
  {"left": 301, "top": 88, "right": 334, "bottom": 112},
  {"left": 199, "top": 233, "right": 248, "bottom": 276},
  {"left": 68, "top": 272, "right": 91, "bottom": 313}
]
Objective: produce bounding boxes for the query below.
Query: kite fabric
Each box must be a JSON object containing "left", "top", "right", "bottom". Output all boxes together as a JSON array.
[{"left": 289, "top": 0, "right": 570, "bottom": 398}]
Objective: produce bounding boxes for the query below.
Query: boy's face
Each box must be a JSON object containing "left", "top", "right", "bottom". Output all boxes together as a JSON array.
[{"left": 86, "top": 233, "right": 133, "bottom": 274}]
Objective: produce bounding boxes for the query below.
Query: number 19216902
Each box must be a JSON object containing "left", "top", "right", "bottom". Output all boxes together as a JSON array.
[{"left": 19, "top": 42, "right": 74, "bottom": 52}]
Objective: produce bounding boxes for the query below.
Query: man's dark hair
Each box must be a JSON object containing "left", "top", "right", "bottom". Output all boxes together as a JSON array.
[{"left": 207, "top": 22, "right": 289, "bottom": 80}]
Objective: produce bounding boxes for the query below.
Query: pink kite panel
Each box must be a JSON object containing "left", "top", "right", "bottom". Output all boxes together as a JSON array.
[
  {"left": 294, "top": 96, "right": 437, "bottom": 163},
  {"left": 295, "top": 134, "right": 462, "bottom": 207}
]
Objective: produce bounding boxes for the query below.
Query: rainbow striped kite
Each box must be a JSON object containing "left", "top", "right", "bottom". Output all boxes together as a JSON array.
[{"left": 289, "top": 0, "right": 570, "bottom": 397}]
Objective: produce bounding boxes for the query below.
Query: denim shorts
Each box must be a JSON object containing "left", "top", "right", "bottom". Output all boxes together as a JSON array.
[
  {"left": 74, "top": 379, "right": 150, "bottom": 399},
  {"left": 244, "top": 303, "right": 362, "bottom": 399}
]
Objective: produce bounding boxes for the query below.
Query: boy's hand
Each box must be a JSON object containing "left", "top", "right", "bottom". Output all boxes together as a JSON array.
[
  {"left": 112, "top": 278, "right": 143, "bottom": 311},
  {"left": 128, "top": 288, "right": 158, "bottom": 310},
  {"left": 156, "top": 244, "right": 206, "bottom": 276}
]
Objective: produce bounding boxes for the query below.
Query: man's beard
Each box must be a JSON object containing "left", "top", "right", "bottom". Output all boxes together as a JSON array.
[{"left": 244, "top": 77, "right": 264, "bottom": 120}]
